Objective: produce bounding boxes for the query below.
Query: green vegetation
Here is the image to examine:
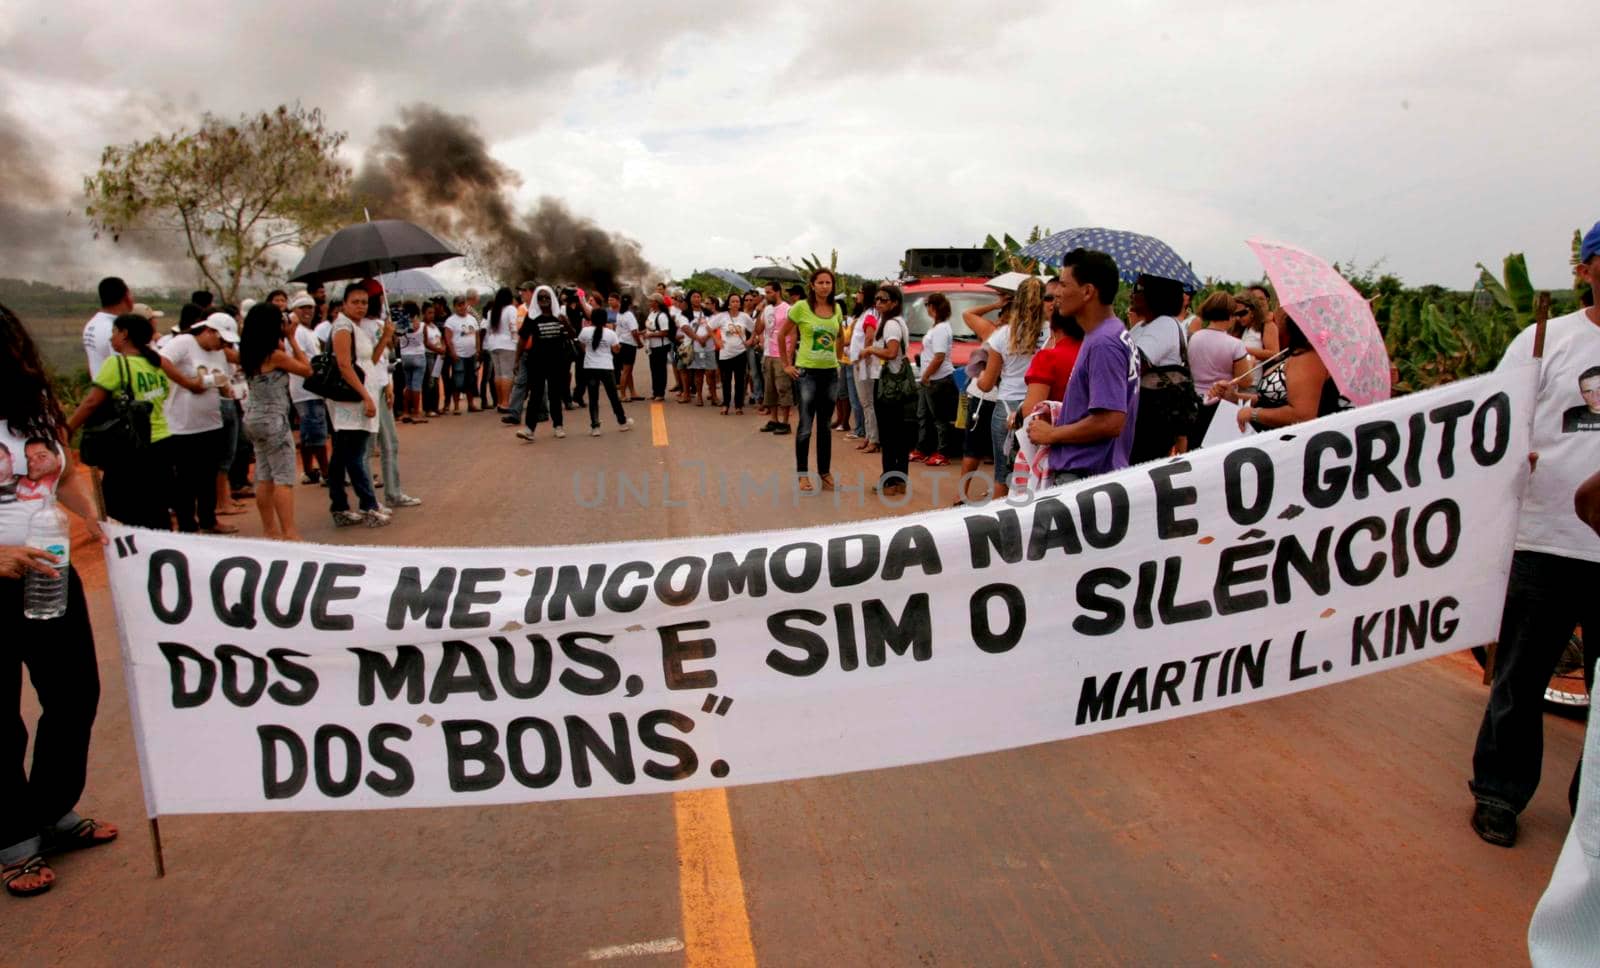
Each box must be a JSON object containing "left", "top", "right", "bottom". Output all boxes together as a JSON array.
[{"left": 84, "top": 104, "right": 355, "bottom": 305}]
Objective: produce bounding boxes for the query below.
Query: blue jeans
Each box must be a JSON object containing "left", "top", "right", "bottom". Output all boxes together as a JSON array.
[
  {"left": 991, "top": 397, "right": 1023, "bottom": 484},
  {"left": 1471, "top": 550, "right": 1598, "bottom": 814},
  {"left": 846, "top": 370, "right": 866, "bottom": 435},
  {"left": 506, "top": 351, "right": 529, "bottom": 417},
  {"left": 373, "top": 398, "right": 402, "bottom": 496},
  {"left": 328, "top": 430, "right": 378, "bottom": 512},
  {"left": 794, "top": 368, "right": 837, "bottom": 474}
]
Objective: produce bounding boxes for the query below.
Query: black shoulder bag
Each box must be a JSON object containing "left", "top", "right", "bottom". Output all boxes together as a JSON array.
[
  {"left": 303, "top": 325, "right": 366, "bottom": 402},
  {"left": 79, "top": 355, "right": 153, "bottom": 468},
  {"left": 1136, "top": 317, "right": 1198, "bottom": 438}
]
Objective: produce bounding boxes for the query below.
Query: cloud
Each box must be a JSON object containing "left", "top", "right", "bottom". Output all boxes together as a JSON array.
[{"left": 0, "top": 0, "right": 1594, "bottom": 292}]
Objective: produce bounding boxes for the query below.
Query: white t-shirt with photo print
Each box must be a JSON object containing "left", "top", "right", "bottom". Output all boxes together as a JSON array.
[{"left": 1499, "top": 308, "right": 1600, "bottom": 562}]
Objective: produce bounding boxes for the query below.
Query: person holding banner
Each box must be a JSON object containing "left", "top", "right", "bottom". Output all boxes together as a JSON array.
[
  {"left": 0, "top": 303, "right": 117, "bottom": 899},
  {"left": 1230, "top": 313, "right": 1341, "bottom": 432},
  {"left": 1469, "top": 223, "right": 1600, "bottom": 848},
  {"left": 1527, "top": 467, "right": 1600, "bottom": 965}
]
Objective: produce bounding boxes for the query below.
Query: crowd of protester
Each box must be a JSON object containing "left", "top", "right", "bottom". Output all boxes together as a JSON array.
[{"left": 2, "top": 226, "right": 1597, "bottom": 926}]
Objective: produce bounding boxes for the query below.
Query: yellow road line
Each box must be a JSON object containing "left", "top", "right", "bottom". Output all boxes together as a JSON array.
[
  {"left": 651, "top": 401, "right": 669, "bottom": 447},
  {"left": 659, "top": 399, "right": 752, "bottom": 964},
  {"left": 674, "top": 788, "right": 757, "bottom": 967}
]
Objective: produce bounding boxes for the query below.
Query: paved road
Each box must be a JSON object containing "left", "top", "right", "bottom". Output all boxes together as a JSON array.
[{"left": 15, "top": 399, "right": 1585, "bottom": 965}]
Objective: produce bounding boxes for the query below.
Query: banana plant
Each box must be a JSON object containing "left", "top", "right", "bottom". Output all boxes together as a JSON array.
[
  {"left": 983, "top": 231, "right": 1051, "bottom": 275},
  {"left": 1475, "top": 252, "right": 1535, "bottom": 321}
]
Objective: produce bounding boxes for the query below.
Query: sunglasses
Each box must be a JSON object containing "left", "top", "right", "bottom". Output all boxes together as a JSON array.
[
  {"left": 1231, "top": 309, "right": 1250, "bottom": 318},
  {"left": 874, "top": 295, "right": 890, "bottom": 303}
]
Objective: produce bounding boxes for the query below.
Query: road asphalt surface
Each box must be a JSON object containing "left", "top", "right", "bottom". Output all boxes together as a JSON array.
[{"left": 11, "top": 398, "right": 1586, "bottom": 966}]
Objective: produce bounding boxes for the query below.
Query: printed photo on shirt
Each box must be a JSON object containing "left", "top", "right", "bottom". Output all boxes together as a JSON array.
[
  {"left": 1560, "top": 364, "right": 1600, "bottom": 432},
  {"left": 17, "top": 437, "right": 63, "bottom": 501},
  {"left": 0, "top": 442, "right": 17, "bottom": 504}
]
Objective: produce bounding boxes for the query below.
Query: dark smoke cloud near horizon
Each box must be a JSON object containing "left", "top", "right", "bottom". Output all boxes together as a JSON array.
[
  {"left": 0, "top": 102, "right": 196, "bottom": 287},
  {"left": 354, "top": 104, "right": 654, "bottom": 294}
]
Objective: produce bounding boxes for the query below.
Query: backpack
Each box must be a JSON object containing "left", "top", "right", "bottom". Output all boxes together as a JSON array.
[{"left": 1135, "top": 316, "right": 1197, "bottom": 438}]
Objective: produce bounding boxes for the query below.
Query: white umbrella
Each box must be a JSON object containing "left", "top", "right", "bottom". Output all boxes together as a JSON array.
[{"left": 376, "top": 268, "right": 447, "bottom": 294}]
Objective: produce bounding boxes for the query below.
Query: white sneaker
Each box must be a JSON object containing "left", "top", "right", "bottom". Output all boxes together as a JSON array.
[
  {"left": 332, "top": 510, "right": 364, "bottom": 527},
  {"left": 554, "top": 427, "right": 567, "bottom": 439},
  {"left": 363, "top": 509, "right": 392, "bottom": 528},
  {"left": 516, "top": 429, "right": 535, "bottom": 441},
  {"left": 590, "top": 426, "right": 602, "bottom": 437},
  {"left": 620, "top": 417, "right": 635, "bottom": 432},
  {"left": 391, "top": 494, "right": 423, "bottom": 508}
]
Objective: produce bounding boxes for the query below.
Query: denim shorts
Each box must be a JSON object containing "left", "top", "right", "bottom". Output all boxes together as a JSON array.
[
  {"left": 401, "top": 355, "right": 426, "bottom": 392},
  {"left": 294, "top": 399, "right": 329, "bottom": 446},
  {"left": 244, "top": 415, "right": 297, "bottom": 485}
]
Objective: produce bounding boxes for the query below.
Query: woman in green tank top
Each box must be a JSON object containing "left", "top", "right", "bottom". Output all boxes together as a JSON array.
[{"left": 780, "top": 269, "right": 842, "bottom": 491}]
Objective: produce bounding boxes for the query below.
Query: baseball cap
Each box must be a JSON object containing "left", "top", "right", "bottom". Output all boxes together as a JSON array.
[
  {"left": 130, "top": 303, "right": 164, "bottom": 320},
  {"left": 1581, "top": 221, "right": 1600, "bottom": 264},
  {"left": 194, "top": 312, "right": 240, "bottom": 344},
  {"left": 288, "top": 293, "right": 316, "bottom": 310},
  {"left": 518, "top": 280, "right": 537, "bottom": 292}
]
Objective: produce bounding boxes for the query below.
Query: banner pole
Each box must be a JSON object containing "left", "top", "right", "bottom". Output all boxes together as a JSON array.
[
  {"left": 1485, "top": 291, "right": 1552, "bottom": 685},
  {"left": 1532, "top": 291, "right": 1550, "bottom": 359},
  {"left": 149, "top": 817, "right": 166, "bottom": 878}
]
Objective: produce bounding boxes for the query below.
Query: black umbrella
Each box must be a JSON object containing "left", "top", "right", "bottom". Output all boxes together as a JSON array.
[
  {"left": 745, "top": 265, "right": 802, "bottom": 283},
  {"left": 289, "top": 219, "right": 463, "bottom": 285}
]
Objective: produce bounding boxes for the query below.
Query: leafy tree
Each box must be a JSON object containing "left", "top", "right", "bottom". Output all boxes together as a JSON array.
[{"left": 84, "top": 104, "right": 355, "bottom": 304}]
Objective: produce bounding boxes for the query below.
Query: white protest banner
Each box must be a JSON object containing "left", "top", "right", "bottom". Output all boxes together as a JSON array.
[{"left": 106, "top": 363, "right": 1537, "bottom": 817}]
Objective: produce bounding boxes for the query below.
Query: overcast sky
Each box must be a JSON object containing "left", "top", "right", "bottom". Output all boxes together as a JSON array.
[{"left": 2, "top": 0, "right": 1593, "bottom": 291}]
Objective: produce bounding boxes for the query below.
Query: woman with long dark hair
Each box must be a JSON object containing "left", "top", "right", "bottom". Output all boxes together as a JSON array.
[
  {"left": 326, "top": 285, "right": 389, "bottom": 528},
  {"left": 578, "top": 306, "right": 633, "bottom": 435},
  {"left": 780, "top": 269, "right": 843, "bottom": 491},
  {"left": 238, "top": 303, "right": 313, "bottom": 539},
  {"left": 1230, "top": 311, "right": 1341, "bottom": 431},
  {"left": 64, "top": 313, "right": 177, "bottom": 530},
  {"left": 643, "top": 293, "right": 673, "bottom": 401},
  {"left": 680, "top": 291, "right": 719, "bottom": 407},
  {"left": 862, "top": 285, "right": 911, "bottom": 494},
  {"left": 714, "top": 293, "right": 752, "bottom": 415},
  {"left": 483, "top": 286, "right": 519, "bottom": 411},
  {"left": 0, "top": 303, "right": 117, "bottom": 899}
]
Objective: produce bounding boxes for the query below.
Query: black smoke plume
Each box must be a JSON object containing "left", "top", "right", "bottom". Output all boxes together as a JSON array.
[{"left": 353, "top": 103, "right": 653, "bottom": 293}]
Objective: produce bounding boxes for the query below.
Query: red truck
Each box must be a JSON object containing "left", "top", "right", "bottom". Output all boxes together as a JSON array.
[{"left": 895, "top": 249, "right": 1004, "bottom": 391}]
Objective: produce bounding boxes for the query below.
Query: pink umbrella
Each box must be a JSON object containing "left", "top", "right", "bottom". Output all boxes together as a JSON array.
[{"left": 1246, "top": 238, "right": 1392, "bottom": 406}]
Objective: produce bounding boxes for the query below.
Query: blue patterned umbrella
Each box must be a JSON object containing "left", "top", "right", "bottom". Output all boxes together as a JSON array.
[{"left": 1020, "top": 227, "right": 1203, "bottom": 291}]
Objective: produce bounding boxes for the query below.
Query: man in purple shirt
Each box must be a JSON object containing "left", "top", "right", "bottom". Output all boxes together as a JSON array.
[{"left": 1026, "top": 248, "right": 1139, "bottom": 484}]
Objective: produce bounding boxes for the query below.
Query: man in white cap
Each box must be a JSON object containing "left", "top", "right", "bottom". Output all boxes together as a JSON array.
[
  {"left": 286, "top": 293, "right": 331, "bottom": 484},
  {"left": 158, "top": 312, "right": 239, "bottom": 534}
]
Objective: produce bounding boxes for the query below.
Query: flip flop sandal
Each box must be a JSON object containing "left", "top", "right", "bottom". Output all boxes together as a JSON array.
[
  {"left": 42, "top": 818, "right": 118, "bottom": 855},
  {"left": 2, "top": 856, "right": 53, "bottom": 897}
]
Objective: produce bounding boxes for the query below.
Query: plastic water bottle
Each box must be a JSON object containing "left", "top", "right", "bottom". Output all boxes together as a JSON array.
[{"left": 23, "top": 502, "right": 70, "bottom": 620}]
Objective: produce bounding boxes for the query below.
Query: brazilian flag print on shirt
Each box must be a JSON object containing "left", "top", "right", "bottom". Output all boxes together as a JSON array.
[{"left": 789, "top": 301, "right": 841, "bottom": 370}]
